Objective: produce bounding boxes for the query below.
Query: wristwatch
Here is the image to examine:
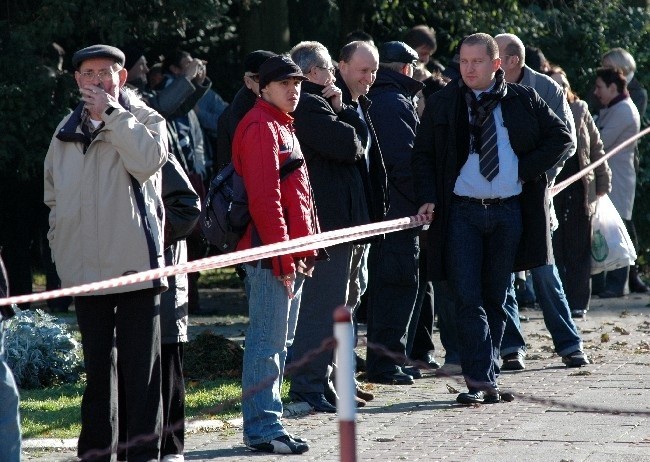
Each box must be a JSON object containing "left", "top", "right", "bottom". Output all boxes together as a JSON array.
[{"left": 105, "top": 105, "right": 117, "bottom": 116}]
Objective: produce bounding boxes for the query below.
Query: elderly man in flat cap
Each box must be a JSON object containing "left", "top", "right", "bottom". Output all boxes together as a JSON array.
[{"left": 44, "top": 44, "right": 167, "bottom": 462}]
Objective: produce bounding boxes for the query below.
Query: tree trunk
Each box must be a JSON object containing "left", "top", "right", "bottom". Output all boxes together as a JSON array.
[
  {"left": 288, "top": 0, "right": 340, "bottom": 55},
  {"left": 337, "top": 0, "right": 370, "bottom": 46},
  {"left": 240, "top": 0, "right": 291, "bottom": 55}
]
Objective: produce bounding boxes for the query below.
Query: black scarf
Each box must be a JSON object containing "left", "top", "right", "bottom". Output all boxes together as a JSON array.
[
  {"left": 606, "top": 91, "right": 629, "bottom": 108},
  {"left": 460, "top": 68, "right": 507, "bottom": 155}
]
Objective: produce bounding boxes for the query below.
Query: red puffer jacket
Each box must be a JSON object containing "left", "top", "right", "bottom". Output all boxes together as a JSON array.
[{"left": 232, "top": 98, "right": 319, "bottom": 276}]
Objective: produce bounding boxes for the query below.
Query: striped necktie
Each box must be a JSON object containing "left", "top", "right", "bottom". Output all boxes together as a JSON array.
[{"left": 480, "top": 112, "right": 499, "bottom": 181}]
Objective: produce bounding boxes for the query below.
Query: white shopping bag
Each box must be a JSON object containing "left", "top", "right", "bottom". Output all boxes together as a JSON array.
[{"left": 591, "top": 194, "right": 637, "bottom": 275}]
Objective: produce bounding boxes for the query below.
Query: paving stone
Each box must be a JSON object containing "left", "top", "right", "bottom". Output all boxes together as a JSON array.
[{"left": 22, "top": 292, "right": 650, "bottom": 461}]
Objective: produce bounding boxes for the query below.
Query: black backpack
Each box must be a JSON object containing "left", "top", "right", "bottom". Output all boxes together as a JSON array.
[{"left": 199, "top": 153, "right": 305, "bottom": 253}]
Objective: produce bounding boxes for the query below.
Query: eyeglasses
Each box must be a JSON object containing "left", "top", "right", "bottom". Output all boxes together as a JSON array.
[
  {"left": 315, "top": 65, "right": 336, "bottom": 74},
  {"left": 78, "top": 69, "right": 116, "bottom": 81}
]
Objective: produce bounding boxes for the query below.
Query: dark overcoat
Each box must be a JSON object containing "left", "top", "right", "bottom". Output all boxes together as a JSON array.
[
  {"left": 292, "top": 81, "right": 371, "bottom": 231},
  {"left": 412, "top": 80, "right": 573, "bottom": 281}
]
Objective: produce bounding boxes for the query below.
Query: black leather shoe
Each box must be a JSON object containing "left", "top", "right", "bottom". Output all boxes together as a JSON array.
[
  {"left": 501, "top": 352, "right": 525, "bottom": 371},
  {"left": 571, "top": 309, "right": 586, "bottom": 319},
  {"left": 598, "top": 290, "right": 623, "bottom": 299},
  {"left": 456, "top": 389, "right": 500, "bottom": 405},
  {"left": 323, "top": 382, "right": 366, "bottom": 407},
  {"left": 562, "top": 350, "right": 590, "bottom": 367},
  {"left": 414, "top": 351, "right": 441, "bottom": 369},
  {"left": 289, "top": 391, "right": 337, "bottom": 413},
  {"left": 401, "top": 366, "right": 423, "bottom": 379},
  {"left": 367, "top": 370, "right": 414, "bottom": 385}
]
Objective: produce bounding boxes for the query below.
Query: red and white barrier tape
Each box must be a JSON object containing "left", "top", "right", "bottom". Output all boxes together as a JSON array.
[
  {"left": 3, "top": 126, "right": 648, "bottom": 307},
  {"left": 550, "top": 125, "right": 650, "bottom": 198},
  {"left": 0, "top": 214, "right": 431, "bottom": 307}
]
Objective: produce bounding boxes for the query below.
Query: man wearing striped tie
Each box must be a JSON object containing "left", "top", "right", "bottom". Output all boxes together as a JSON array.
[{"left": 412, "top": 33, "right": 573, "bottom": 405}]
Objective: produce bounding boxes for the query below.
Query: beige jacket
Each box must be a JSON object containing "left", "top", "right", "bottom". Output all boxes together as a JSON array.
[
  {"left": 44, "top": 89, "right": 168, "bottom": 294},
  {"left": 570, "top": 99, "right": 612, "bottom": 216}
]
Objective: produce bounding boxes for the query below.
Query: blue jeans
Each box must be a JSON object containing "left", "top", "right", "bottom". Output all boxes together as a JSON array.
[
  {"left": 502, "top": 263, "right": 583, "bottom": 357},
  {"left": 0, "top": 322, "right": 21, "bottom": 461},
  {"left": 447, "top": 197, "right": 522, "bottom": 390},
  {"left": 242, "top": 262, "right": 305, "bottom": 446}
]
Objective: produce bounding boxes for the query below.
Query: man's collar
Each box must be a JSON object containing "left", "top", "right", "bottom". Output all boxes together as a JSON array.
[
  {"left": 515, "top": 67, "right": 525, "bottom": 84},
  {"left": 474, "top": 80, "right": 496, "bottom": 98}
]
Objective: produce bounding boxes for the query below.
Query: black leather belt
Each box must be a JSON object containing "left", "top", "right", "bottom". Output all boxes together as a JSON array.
[{"left": 453, "top": 194, "right": 518, "bottom": 206}]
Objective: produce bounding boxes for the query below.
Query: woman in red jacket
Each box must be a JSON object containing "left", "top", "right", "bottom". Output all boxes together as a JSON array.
[{"left": 232, "top": 55, "right": 318, "bottom": 455}]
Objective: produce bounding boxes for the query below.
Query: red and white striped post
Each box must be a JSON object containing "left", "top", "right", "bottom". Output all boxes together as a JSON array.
[{"left": 333, "top": 305, "right": 357, "bottom": 462}]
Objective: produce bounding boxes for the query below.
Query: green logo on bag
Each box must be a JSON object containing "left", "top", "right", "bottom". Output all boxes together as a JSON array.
[{"left": 591, "top": 230, "right": 609, "bottom": 262}]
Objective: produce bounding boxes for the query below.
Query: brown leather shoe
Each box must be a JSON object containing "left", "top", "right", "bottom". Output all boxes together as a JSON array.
[{"left": 356, "top": 386, "right": 374, "bottom": 402}]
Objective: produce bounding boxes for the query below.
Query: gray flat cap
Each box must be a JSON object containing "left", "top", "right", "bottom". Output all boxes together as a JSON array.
[{"left": 72, "top": 44, "right": 126, "bottom": 69}]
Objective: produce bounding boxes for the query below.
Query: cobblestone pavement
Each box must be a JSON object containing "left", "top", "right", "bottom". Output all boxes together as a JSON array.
[{"left": 23, "top": 290, "right": 650, "bottom": 461}]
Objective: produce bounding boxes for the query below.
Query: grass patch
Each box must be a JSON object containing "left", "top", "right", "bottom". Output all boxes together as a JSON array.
[
  {"left": 32, "top": 271, "right": 47, "bottom": 288},
  {"left": 20, "top": 378, "right": 291, "bottom": 439},
  {"left": 198, "top": 267, "right": 242, "bottom": 289},
  {"left": 34, "top": 268, "right": 243, "bottom": 291},
  {"left": 20, "top": 382, "right": 84, "bottom": 439},
  {"left": 185, "top": 378, "right": 243, "bottom": 421}
]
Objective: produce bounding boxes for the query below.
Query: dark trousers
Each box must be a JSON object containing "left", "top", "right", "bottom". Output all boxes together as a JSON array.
[
  {"left": 366, "top": 228, "right": 420, "bottom": 375},
  {"left": 553, "top": 185, "right": 592, "bottom": 311},
  {"left": 434, "top": 280, "right": 461, "bottom": 364},
  {"left": 75, "top": 289, "right": 162, "bottom": 462},
  {"left": 447, "top": 198, "right": 522, "bottom": 390},
  {"left": 289, "top": 243, "right": 352, "bottom": 393},
  {"left": 186, "top": 234, "right": 206, "bottom": 312},
  {"left": 161, "top": 343, "right": 185, "bottom": 458},
  {"left": 406, "top": 249, "right": 435, "bottom": 359}
]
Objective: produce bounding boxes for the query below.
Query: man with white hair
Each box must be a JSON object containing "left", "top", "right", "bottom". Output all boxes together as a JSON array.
[
  {"left": 288, "top": 40, "right": 375, "bottom": 411},
  {"left": 495, "top": 33, "right": 588, "bottom": 370}
]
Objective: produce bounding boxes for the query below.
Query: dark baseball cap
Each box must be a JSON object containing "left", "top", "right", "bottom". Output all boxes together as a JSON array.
[
  {"left": 378, "top": 41, "right": 419, "bottom": 65},
  {"left": 72, "top": 44, "right": 126, "bottom": 69},
  {"left": 258, "top": 55, "right": 307, "bottom": 90},
  {"left": 243, "top": 50, "right": 277, "bottom": 74}
]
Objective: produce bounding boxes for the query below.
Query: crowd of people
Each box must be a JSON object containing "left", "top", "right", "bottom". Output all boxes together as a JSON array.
[{"left": 0, "top": 24, "right": 646, "bottom": 461}]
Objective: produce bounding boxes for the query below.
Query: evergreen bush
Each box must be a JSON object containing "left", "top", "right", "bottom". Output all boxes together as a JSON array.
[{"left": 4, "top": 309, "right": 83, "bottom": 389}]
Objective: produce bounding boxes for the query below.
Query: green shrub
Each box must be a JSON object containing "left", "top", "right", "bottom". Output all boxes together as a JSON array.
[{"left": 5, "top": 309, "right": 84, "bottom": 389}]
